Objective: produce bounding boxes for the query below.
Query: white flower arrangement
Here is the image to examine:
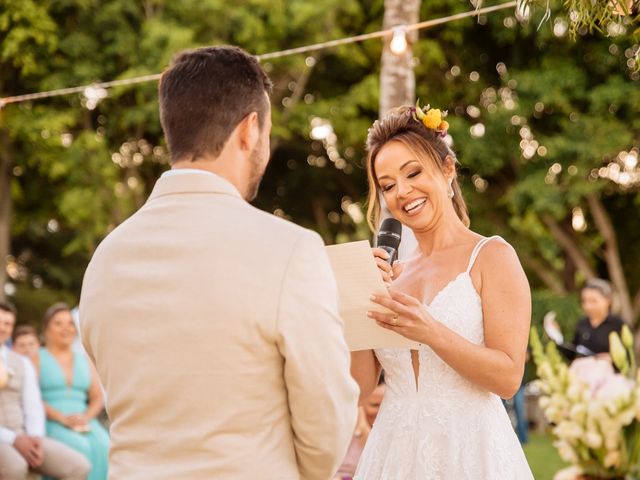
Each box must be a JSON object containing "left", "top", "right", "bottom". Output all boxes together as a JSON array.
[{"left": 531, "top": 325, "right": 640, "bottom": 480}]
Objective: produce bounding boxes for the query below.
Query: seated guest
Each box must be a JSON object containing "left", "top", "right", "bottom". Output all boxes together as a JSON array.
[
  {"left": 0, "top": 301, "right": 90, "bottom": 480},
  {"left": 572, "top": 279, "right": 625, "bottom": 358},
  {"left": 334, "top": 408, "right": 368, "bottom": 480},
  {"left": 12, "top": 325, "right": 41, "bottom": 371},
  {"left": 363, "top": 382, "right": 385, "bottom": 428},
  {"left": 334, "top": 382, "right": 386, "bottom": 480},
  {"left": 39, "top": 303, "right": 109, "bottom": 480}
]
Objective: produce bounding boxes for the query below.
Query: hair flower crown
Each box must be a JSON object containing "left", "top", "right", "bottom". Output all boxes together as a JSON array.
[{"left": 411, "top": 99, "right": 449, "bottom": 137}]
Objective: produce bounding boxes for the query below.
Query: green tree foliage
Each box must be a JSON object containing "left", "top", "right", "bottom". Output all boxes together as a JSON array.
[
  {"left": 0, "top": 0, "right": 638, "bottom": 331},
  {"left": 430, "top": 6, "right": 640, "bottom": 326}
]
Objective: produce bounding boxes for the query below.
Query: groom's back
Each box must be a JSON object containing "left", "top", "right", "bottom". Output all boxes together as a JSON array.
[{"left": 79, "top": 173, "right": 339, "bottom": 479}]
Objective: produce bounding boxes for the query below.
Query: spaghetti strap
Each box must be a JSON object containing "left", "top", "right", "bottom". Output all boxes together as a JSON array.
[{"left": 466, "top": 236, "right": 503, "bottom": 273}]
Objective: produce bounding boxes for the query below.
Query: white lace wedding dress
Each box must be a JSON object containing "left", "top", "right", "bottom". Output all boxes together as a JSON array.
[{"left": 354, "top": 236, "right": 533, "bottom": 480}]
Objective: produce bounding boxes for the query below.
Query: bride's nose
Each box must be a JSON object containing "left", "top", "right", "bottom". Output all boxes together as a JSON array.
[{"left": 396, "top": 179, "right": 412, "bottom": 198}]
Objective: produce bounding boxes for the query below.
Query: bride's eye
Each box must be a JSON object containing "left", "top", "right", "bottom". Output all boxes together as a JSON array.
[
  {"left": 407, "top": 170, "right": 421, "bottom": 179},
  {"left": 381, "top": 183, "right": 395, "bottom": 192}
]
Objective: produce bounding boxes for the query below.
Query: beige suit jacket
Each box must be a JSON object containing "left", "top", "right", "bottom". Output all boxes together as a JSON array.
[{"left": 80, "top": 172, "right": 359, "bottom": 480}]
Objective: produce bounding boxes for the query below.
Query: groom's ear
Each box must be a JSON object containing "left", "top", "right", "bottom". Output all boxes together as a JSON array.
[{"left": 236, "top": 111, "right": 260, "bottom": 152}]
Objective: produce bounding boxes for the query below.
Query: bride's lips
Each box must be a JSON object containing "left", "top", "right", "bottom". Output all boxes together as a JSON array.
[{"left": 402, "top": 197, "right": 428, "bottom": 216}]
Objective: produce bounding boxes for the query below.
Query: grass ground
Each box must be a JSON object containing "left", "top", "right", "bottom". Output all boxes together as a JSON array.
[{"left": 524, "top": 432, "right": 567, "bottom": 480}]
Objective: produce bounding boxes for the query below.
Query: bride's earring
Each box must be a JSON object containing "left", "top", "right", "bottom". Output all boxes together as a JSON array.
[{"left": 448, "top": 179, "right": 454, "bottom": 199}]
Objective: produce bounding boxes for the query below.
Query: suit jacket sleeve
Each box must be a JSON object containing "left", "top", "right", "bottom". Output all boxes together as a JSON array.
[{"left": 276, "top": 230, "right": 359, "bottom": 480}]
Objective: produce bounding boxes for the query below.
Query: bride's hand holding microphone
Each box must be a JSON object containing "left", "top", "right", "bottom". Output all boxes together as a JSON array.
[
  {"left": 370, "top": 218, "right": 437, "bottom": 345},
  {"left": 372, "top": 247, "right": 403, "bottom": 285},
  {"left": 372, "top": 217, "right": 404, "bottom": 286}
]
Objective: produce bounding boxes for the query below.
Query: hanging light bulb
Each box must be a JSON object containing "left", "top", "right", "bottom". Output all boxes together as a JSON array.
[
  {"left": 390, "top": 26, "right": 408, "bottom": 55},
  {"left": 572, "top": 207, "right": 587, "bottom": 232},
  {"left": 83, "top": 85, "right": 108, "bottom": 110},
  {"left": 309, "top": 117, "right": 333, "bottom": 140}
]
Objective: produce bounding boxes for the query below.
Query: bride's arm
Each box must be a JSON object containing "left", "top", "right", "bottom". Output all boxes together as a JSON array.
[
  {"left": 350, "top": 350, "right": 381, "bottom": 405},
  {"left": 369, "top": 240, "right": 530, "bottom": 399}
]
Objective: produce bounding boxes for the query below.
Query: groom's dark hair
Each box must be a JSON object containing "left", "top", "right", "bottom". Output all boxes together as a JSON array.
[{"left": 159, "top": 45, "right": 273, "bottom": 163}]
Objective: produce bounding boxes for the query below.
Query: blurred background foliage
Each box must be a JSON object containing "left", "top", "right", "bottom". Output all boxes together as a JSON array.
[{"left": 0, "top": 0, "right": 638, "bottom": 335}]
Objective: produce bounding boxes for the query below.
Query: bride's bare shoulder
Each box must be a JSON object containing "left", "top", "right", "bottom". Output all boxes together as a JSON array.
[
  {"left": 475, "top": 237, "right": 528, "bottom": 287},
  {"left": 478, "top": 237, "right": 518, "bottom": 263}
]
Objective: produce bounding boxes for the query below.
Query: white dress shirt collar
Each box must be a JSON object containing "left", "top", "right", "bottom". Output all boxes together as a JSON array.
[
  {"left": 161, "top": 168, "right": 218, "bottom": 178},
  {"left": 150, "top": 169, "right": 243, "bottom": 201}
]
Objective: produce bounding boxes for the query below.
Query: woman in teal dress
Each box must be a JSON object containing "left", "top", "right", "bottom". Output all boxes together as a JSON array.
[{"left": 39, "top": 303, "right": 109, "bottom": 480}]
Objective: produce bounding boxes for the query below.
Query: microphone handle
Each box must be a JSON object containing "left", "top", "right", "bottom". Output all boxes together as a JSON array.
[{"left": 379, "top": 246, "right": 398, "bottom": 265}]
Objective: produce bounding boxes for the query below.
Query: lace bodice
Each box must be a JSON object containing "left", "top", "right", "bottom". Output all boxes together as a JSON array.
[{"left": 354, "top": 236, "right": 533, "bottom": 480}]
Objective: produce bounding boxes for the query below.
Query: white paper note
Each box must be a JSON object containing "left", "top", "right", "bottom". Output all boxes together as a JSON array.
[{"left": 326, "top": 240, "right": 420, "bottom": 351}]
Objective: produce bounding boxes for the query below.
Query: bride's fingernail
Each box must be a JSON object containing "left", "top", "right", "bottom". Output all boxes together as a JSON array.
[
  {"left": 367, "top": 311, "right": 373, "bottom": 317},
  {"left": 370, "top": 295, "right": 376, "bottom": 301}
]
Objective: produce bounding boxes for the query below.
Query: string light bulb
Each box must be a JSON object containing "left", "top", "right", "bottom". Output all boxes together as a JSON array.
[
  {"left": 83, "top": 86, "right": 108, "bottom": 110},
  {"left": 572, "top": 207, "right": 587, "bottom": 232},
  {"left": 0, "top": 2, "right": 518, "bottom": 107},
  {"left": 310, "top": 117, "right": 333, "bottom": 140},
  {"left": 390, "top": 26, "right": 408, "bottom": 55}
]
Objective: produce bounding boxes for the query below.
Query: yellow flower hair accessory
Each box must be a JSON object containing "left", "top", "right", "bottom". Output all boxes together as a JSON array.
[{"left": 412, "top": 99, "right": 449, "bottom": 137}]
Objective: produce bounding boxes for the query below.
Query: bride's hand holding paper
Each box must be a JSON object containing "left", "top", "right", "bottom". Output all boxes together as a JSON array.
[
  {"left": 368, "top": 290, "right": 437, "bottom": 345},
  {"left": 325, "top": 240, "right": 419, "bottom": 351}
]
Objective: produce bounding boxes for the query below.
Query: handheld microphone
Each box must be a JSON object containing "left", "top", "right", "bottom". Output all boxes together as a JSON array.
[{"left": 376, "top": 218, "right": 402, "bottom": 265}]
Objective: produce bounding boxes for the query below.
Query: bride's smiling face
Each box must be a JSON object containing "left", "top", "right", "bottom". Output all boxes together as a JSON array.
[{"left": 374, "top": 141, "right": 453, "bottom": 231}]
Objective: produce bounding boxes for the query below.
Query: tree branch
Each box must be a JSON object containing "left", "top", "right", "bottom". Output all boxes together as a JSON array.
[
  {"left": 270, "top": 53, "right": 320, "bottom": 154},
  {"left": 632, "top": 288, "right": 640, "bottom": 322},
  {"left": 586, "top": 193, "right": 634, "bottom": 324},
  {"left": 541, "top": 214, "right": 597, "bottom": 280},
  {"left": 521, "top": 254, "right": 567, "bottom": 295},
  {"left": 0, "top": 128, "right": 13, "bottom": 302},
  {"left": 311, "top": 198, "right": 331, "bottom": 244}
]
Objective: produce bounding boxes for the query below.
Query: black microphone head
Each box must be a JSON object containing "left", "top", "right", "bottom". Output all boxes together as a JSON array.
[{"left": 377, "top": 217, "right": 402, "bottom": 250}]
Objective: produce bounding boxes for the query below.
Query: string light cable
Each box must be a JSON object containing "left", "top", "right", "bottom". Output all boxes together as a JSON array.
[{"left": 0, "top": 1, "right": 517, "bottom": 109}]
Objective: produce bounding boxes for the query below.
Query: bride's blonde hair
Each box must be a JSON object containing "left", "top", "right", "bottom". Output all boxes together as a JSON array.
[{"left": 365, "top": 106, "right": 470, "bottom": 231}]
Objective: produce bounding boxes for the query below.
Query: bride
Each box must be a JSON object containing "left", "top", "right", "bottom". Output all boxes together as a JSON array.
[{"left": 352, "top": 104, "right": 534, "bottom": 479}]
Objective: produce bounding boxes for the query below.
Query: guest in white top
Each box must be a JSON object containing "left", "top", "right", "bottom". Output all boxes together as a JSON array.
[{"left": 0, "top": 301, "right": 90, "bottom": 480}]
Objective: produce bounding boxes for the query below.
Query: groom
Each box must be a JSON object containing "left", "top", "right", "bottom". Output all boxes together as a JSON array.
[{"left": 79, "top": 46, "right": 359, "bottom": 479}]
